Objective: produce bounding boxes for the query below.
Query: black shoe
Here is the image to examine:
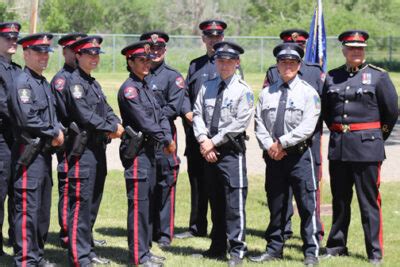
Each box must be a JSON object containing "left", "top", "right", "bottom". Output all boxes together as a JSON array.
[
  {"left": 157, "top": 241, "right": 170, "bottom": 249},
  {"left": 304, "top": 256, "right": 318, "bottom": 266},
  {"left": 38, "top": 258, "right": 57, "bottom": 267},
  {"left": 6, "top": 238, "right": 14, "bottom": 247},
  {"left": 150, "top": 254, "right": 166, "bottom": 263},
  {"left": 248, "top": 252, "right": 282, "bottom": 263},
  {"left": 90, "top": 256, "right": 110, "bottom": 265},
  {"left": 319, "top": 248, "right": 348, "bottom": 260},
  {"left": 369, "top": 258, "right": 383, "bottom": 266},
  {"left": 174, "top": 231, "right": 195, "bottom": 239},
  {"left": 93, "top": 239, "right": 107, "bottom": 246},
  {"left": 0, "top": 249, "right": 5, "bottom": 256},
  {"left": 228, "top": 256, "right": 243, "bottom": 266}
]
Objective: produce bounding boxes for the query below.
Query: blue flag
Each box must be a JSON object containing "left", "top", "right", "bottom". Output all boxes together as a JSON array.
[{"left": 305, "top": 0, "right": 327, "bottom": 72}]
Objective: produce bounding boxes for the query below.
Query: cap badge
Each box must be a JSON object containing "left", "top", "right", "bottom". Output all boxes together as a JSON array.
[
  {"left": 43, "top": 36, "right": 49, "bottom": 45},
  {"left": 291, "top": 32, "right": 299, "bottom": 42},
  {"left": 10, "top": 24, "right": 17, "bottom": 32},
  {"left": 353, "top": 32, "right": 361, "bottom": 41},
  {"left": 144, "top": 44, "right": 150, "bottom": 54},
  {"left": 92, "top": 39, "right": 99, "bottom": 47},
  {"left": 151, "top": 34, "right": 159, "bottom": 44},
  {"left": 211, "top": 21, "right": 217, "bottom": 30}
]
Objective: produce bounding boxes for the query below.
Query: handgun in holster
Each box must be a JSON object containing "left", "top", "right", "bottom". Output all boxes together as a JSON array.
[
  {"left": 226, "top": 133, "right": 246, "bottom": 154},
  {"left": 121, "top": 126, "right": 144, "bottom": 159},
  {"left": 17, "top": 132, "right": 42, "bottom": 166},
  {"left": 69, "top": 122, "right": 88, "bottom": 157}
]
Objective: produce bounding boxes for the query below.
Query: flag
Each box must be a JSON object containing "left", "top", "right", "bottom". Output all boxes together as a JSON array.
[{"left": 305, "top": 0, "right": 327, "bottom": 72}]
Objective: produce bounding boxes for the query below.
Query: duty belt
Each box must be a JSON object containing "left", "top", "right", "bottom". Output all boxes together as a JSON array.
[{"left": 329, "top": 121, "right": 381, "bottom": 133}]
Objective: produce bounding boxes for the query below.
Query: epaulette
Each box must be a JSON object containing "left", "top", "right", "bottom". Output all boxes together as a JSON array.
[
  {"left": 189, "top": 54, "right": 208, "bottom": 65},
  {"left": 164, "top": 63, "right": 180, "bottom": 74},
  {"left": 304, "top": 61, "right": 323, "bottom": 70},
  {"left": 238, "top": 78, "right": 249, "bottom": 88},
  {"left": 11, "top": 62, "right": 22, "bottom": 69},
  {"left": 368, "top": 64, "right": 386, "bottom": 72}
]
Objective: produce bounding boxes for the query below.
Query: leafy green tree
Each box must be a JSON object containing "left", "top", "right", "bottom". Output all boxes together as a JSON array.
[{"left": 0, "top": 2, "right": 17, "bottom": 21}]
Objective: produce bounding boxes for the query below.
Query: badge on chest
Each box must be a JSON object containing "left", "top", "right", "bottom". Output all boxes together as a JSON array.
[{"left": 362, "top": 73, "right": 371, "bottom": 85}]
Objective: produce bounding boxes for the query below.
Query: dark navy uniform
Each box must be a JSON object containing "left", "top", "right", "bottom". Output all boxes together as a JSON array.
[
  {"left": 0, "top": 21, "right": 22, "bottom": 253},
  {"left": 253, "top": 43, "right": 321, "bottom": 265},
  {"left": 263, "top": 29, "right": 325, "bottom": 241},
  {"left": 322, "top": 31, "right": 398, "bottom": 262},
  {"left": 50, "top": 32, "right": 87, "bottom": 249},
  {"left": 140, "top": 31, "right": 185, "bottom": 246},
  {"left": 118, "top": 41, "right": 171, "bottom": 266},
  {"left": 193, "top": 42, "right": 253, "bottom": 263},
  {"left": 65, "top": 36, "right": 120, "bottom": 266},
  {"left": 8, "top": 33, "right": 61, "bottom": 266}
]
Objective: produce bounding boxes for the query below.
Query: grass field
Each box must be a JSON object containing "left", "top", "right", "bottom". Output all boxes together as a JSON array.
[{"left": 1, "top": 172, "right": 400, "bottom": 266}]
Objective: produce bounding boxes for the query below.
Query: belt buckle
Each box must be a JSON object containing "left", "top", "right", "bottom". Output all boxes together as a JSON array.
[{"left": 342, "top": 124, "right": 350, "bottom": 133}]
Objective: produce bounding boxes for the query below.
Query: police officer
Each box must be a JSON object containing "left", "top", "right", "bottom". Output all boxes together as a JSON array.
[
  {"left": 0, "top": 21, "right": 22, "bottom": 255},
  {"left": 192, "top": 41, "right": 253, "bottom": 266},
  {"left": 321, "top": 30, "right": 398, "bottom": 265},
  {"left": 176, "top": 19, "right": 227, "bottom": 239},
  {"left": 50, "top": 32, "right": 87, "bottom": 249},
  {"left": 118, "top": 40, "right": 175, "bottom": 267},
  {"left": 251, "top": 43, "right": 320, "bottom": 266},
  {"left": 139, "top": 31, "right": 185, "bottom": 248},
  {"left": 263, "top": 29, "right": 325, "bottom": 241},
  {"left": 66, "top": 36, "right": 123, "bottom": 266},
  {"left": 8, "top": 33, "right": 63, "bottom": 267}
]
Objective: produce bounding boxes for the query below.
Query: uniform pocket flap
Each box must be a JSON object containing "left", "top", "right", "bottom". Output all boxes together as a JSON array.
[
  {"left": 167, "top": 156, "right": 180, "bottom": 168},
  {"left": 124, "top": 168, "right": 147, "bottom": 180},
  {"left": 67, "top": 168, "right": 90, "bottom": 179},
  {"left": 14, "top": 178, "right": 38, "bottom": 189},
  {"left": 361, "top": 132, "right": 382, "bottom": 141}
]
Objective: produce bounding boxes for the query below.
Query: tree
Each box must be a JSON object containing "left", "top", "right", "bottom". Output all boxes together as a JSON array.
[{"left": 0, "top": 2, "right": 17, "bottom": 21}]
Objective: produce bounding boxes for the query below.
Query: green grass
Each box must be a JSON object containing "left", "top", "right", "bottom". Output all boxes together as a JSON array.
[{"left": 1, "top": 171, "right": 400, "bottom": 266}]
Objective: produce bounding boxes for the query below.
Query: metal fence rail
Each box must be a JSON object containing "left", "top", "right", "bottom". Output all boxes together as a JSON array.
[{"left": 15, "top": 34, "right": 400, "bottom": 74}]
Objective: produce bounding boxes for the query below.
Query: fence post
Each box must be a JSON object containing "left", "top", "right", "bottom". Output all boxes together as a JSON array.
[
  {"left": 388, "top": 36, "right": 393, "bottom": 63},
  {"left": 112, "top": 35, "right": 116, "bottom": 73},
  {"left": 260, "top": 38, "right": 264, "bottom": 73}
]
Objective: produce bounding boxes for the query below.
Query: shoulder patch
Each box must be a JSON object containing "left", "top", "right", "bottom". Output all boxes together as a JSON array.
[
  {"left": 18, "top": 88, "right": 31, "bottom": 103},
  {"left": 175, "top": 76, "right": 185, "bottom": 89},
  {"left": 71, "top": 84, "right": 84, "bottom": 99},
  {"left": 320, "top": 72, "right": 326, "bottom": 82},
  {"left": 245, "top": 91, "right": 254, "bottom": 108},
  {"left": 124, "top": 86, "right": 138, "bottom": 99},
  {"left": 368, "top": 64, "right": 386, "bottom": 72},
  {"left": 314, "top": 95, "right": 321, "bottom": 110},
  {"left": 54, "top": 78, "right": 66, "bottom": 91}
]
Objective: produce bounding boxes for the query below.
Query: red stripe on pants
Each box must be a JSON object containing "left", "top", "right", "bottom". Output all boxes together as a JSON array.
[
  {"left": 133, "top": 157, "right": 139, "bottom": 265},
  {"left": 21, "top": 165, "right": 28, "bottom": 267},
  {"left": 63, "top": 152, "right": 69, "bottom": 233},
  {"left": 72, "top": 157, "right": 80, "bottom": 267},
  {"left": 377, "top": 163, "right": 384, "bottom": 256}
]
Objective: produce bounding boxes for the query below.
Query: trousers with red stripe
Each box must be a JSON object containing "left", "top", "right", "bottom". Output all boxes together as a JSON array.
[
  {"left": 121, "top": 144, "right": 157, "bottom": 265},
  {"left": 152, "top": 143, "right": 179, "bottom": 245},
  {"left": 56, "top": 151, "right": 69, "bottom": 248},
  {"left": 12, "top": 144, "right": 52, "bottom": 267},
  {"left": 326, "top": 161, "right": 383, "bottom": 260},
  {"left": 0, "top": 132, "right": 13, "bottom": 253},
  {"left": 67, "top": 142, "right": 107, "bottom": 266}
]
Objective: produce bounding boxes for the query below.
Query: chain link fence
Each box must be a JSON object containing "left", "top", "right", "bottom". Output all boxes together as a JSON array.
[{"left": 15, "top": 34, "right": 400, "bottom": 74}]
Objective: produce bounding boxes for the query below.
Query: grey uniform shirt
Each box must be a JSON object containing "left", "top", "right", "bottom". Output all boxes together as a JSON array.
[
  {"left": 193, "top": 74, "right": 254, "bottom": 146},
  {"left": 254, "top": 75, "right": 321, "bottom": 150}
]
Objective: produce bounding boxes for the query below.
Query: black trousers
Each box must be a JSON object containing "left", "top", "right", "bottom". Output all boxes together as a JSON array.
[
  {"left": 283, "top": 133, "right": 324, "bottom": 240},
  {"left": 205, "top": 147, "right": 247, "bottom": 258},
  {"left": 0, "top": 132, "right": 13, "bottom": 252},
  {"left": 67, "top": 143, "right": 107, "bottom": 266},
  {"left": 12, "top": 144, "right": 52, "bottom": 267},
  {"left": 185, "top": 134, "right": 208, "bottom": 236},
  {"left": 122, "top": 145, "right": 156, "bottom": 265},
  {"left": 326, "top": 160, "right": 383, "bottom": 260},
  {"left": 153, "top": 145, "right": 179, "bottom": 244},
  {"left": 56, "top": 151, "right": 69, "bottom": 247},
  {"left": 264, "top": 149, "right": 319, "bottom": 258}
]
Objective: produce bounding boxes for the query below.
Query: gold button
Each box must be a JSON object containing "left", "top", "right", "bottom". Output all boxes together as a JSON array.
[{"left": 346, "top": 86, "right": 350, "bottom": 90}]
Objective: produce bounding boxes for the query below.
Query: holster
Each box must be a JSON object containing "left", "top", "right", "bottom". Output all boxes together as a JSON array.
[
  {"left": 69, "top": 122, "right": 88, "bottom": 157},
  {"left": 17, "top": 133, "right": 42, "bottom": 166},
  {"left": 121, "top": 126, "right": 144, "bottom": 159},
  {"left": 225, "top": 133, "right": 247, "bottom": 154}
]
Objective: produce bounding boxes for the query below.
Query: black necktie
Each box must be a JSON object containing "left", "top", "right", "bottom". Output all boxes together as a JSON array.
[
  {"left": 210, "top": 81, "right": 226, "bottom": 137},
  {"left": 273, "top": 83, "right": 289, "bottom": 139}
]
